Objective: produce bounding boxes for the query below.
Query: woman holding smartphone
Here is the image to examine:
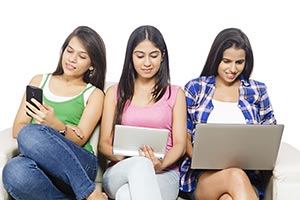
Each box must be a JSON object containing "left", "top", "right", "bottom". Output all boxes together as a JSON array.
[{"left": 2, "top": 26, "right": 108, "bottom": 200}]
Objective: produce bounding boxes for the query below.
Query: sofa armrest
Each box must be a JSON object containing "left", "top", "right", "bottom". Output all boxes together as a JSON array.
[
  {"left": 272, "top": 142, "right": 300, "bottom": 200},
  {"left": 0, "top": 128, "right": 18, "bottom": 159},
  {"left": 274, "top": 142, "right": 300, "bottom": 181},
  {"left": 0, "top": 128, "right": 18, "bottom": 200}
]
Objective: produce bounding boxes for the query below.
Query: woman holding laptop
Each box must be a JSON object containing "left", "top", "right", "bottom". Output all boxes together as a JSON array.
[
  {"left": 179, "top": 28, "right": 277, "bottom": 200},
  {"left": 99, "top": 25, "right": 187, "bottom": 200}
]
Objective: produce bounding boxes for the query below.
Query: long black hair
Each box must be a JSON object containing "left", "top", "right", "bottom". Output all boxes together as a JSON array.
[
  {"left": 201, "top": 28, "right": 254, "bottom": 80},
  {"left": 114, "top": 25, "right": 170, "bottom": 124},
  {"left": 53, "top": 26, "right": 107, "bottom": 90}
]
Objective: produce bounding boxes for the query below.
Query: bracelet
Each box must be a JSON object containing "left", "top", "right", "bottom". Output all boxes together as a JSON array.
[{"left": 59, "top": 125, "right": 67, "bottom": 136}]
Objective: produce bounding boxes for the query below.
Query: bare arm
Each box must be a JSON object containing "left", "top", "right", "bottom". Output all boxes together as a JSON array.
[
  {"left": 142, "top": 88, "right": 187, "bottom": 172},
  {"left": 99, "top": 85, "right": 124, "bottom": 161},
  {"left": 13, "top": 74, "right": 104, "bottom": 146},
  {"left": 68, "top": 87, "right": 104, "bottom": 146},
  {"left": 186, "top": 133, "right": 193, "bottom": 158},
  {"left": 12, "top": 74, "right": 43, "bottom": 138}
]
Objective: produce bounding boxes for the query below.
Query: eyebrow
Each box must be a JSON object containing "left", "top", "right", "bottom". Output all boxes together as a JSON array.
[
  {"left": 133, "top": 50, "right": 160, "bottom": 54},
  {"left": 67, "top": 45, "right": 88, "bottom": 54},
  {"left": 223, "top": 57, "right": 245, "bottom": 61}
]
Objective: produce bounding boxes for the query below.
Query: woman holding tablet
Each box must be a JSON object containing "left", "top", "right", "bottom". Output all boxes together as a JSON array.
[{"left": 99, "top": 25, "right": 187, "bottom": 200}]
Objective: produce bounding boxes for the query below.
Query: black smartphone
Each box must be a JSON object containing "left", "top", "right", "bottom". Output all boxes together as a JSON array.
[{"left": 26, "top": 85, "right": 43, "bottom": 116}]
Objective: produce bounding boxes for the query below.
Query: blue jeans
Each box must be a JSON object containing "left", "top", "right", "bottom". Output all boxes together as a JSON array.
[{"left": 2, "top": 124, "right": 98, "bottom": 200}]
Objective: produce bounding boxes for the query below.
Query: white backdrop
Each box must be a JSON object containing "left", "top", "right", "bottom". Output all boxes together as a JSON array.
[{"left": 1, "top": 0, "right": 299, "bottom": 150}]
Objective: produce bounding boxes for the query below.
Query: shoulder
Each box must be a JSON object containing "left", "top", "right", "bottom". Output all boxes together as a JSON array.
[
  {"left": 28, "top": 74, "right": 44, "bottom": 87},
  {"left": 244, "top": 79, "right": 267, "bottom": 90},
  {"left": 85, "top": 86, "right": 105, "bottom": 107},
  {"left": 242, "top": 79, "right": 269, "bottom": 97},
  {"left": 184, "top": 76, "right": 214, "bottom": 94},
  {"left": 168, "top": 84, "right": 184, "bottom": 99},
  {"left": 105, "top": 84, "right": 117, "bottom": 95},
  {"left": 90, "top": 87, "right": 104, "bottom": 98},
  {"left": 104, "top": 84, "right": 118, "bottom": 103}
]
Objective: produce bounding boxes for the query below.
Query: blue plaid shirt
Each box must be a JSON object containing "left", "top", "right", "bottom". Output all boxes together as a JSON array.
[{"left": 179, "top": 76, "right": 276, "bottom": 193}]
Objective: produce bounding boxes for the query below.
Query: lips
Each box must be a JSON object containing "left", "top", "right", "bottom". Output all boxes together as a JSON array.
[
  {"left": 65, "top": 63, "right": 76, "bottom": 70},
  {"left": 142, "top": 68, "right": 152, "bottom": 73},
  {"left": 226, "top": 73, "right": 237, "bottom": 80}
]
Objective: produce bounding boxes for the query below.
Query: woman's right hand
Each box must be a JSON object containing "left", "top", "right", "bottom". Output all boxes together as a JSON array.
[{"left": 25, "top": 99, "right": 60, "bottom": 129}]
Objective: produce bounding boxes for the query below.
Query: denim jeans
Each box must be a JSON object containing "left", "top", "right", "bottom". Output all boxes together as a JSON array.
[
  {"left": 2, "top": 124, "right": 98, "bottom": 200},
  {"left": 102, "top": 156, "right": 179, "bottom": 200}
]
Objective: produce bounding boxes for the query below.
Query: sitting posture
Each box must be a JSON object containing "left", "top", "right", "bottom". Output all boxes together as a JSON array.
[
  {"left": 2, "top": 26, "right": 108, "bottom": 200},
  {"left": 179, "top": 28, "right": 276, "bottom": 200},
  {"left": 99, "top": 25, "right": 187, "bottom": 200}
]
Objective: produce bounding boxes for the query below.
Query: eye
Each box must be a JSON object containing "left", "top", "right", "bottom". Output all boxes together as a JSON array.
[
  {"left": 135, "top": 52, "right": 144, "bottom": 59},
  {"left": 236, "top": 60, "right": 245, "bottom": 65},
  {"left": 222, "top": 59, "right": 230, "bottom": 64},
  {"left": 79, "top": 54, "right": 87, "bottom": 59},
  {"left": 66, "top": 47, "right": 73, "bottom": 53},
  {"left": 150, "top": 54, "right": 159, "bottom": 59}
]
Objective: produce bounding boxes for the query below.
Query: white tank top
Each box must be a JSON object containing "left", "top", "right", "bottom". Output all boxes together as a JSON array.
[{"left": 207, "top": 99, "right": 245, "bottom": 124}]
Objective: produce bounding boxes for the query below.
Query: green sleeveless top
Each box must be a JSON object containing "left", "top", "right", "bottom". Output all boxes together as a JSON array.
[{"left": 32, "top": 74, "right": 95, "bottom": 154}]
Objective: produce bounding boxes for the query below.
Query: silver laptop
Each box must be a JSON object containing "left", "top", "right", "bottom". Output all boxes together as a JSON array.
[
  {"left": 191, "top": 123, "right": 284, "bottom": 170},
  {"left": 113, "top": 125, "right": 169, "bottom": 159}
]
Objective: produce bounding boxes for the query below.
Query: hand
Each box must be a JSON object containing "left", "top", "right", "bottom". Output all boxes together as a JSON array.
[
  {"left": 25, "top": 99, "right": 56, "bottom": 126},
  {"left": 66, "top": 125, "right": 84, "bottom": 139},
  {"left": 139, "top": 145, "right": 163, "bottom": 173}
]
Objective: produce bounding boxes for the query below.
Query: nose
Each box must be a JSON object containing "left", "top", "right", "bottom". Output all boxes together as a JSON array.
[
  {"left": 143, "top": 56, "right": 151, "bottom": 67},
  {"left": 68, "top": 53, "right": 77, "bottom": 63},
  {"left": 229, "top": 63, "right": 238, "bottom": 73}
]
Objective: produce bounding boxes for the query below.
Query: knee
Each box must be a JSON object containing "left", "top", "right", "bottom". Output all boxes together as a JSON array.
[
  {"left": 17, "top": 124, "right": 48, "bottom": 152},
  {"left": 115, "top": 184, "right": 131, "bottom": 200},
  {"left": 128, "top": 157, "right": 153, "bottom": 172},
  {"left": 2, "top": 157, "right": 33, "bottom": 191},
  {"left": 225, "top": 168, "right": 249, "bottom": 185}
]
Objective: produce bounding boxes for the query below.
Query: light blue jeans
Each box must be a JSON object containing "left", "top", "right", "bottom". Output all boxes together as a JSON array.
[
  {"left": 2, "top": 124, "right": 98, "bottom": 200},
  {"left": 102, "top": 156, "right": 179, "bottom": 200}
]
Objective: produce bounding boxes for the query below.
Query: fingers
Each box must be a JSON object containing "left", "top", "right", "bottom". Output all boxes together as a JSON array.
[
  {"left": 25, "top": 101, "right": 41, "bottom": 120},
  {"left": 66, "top": 125, "right": 84, "bottom": 139},
  {"left": 31, "top": 98, "right": 43, "bottom": 110},
  {"left": 140, "top": 145, "right": 155, "bottom": 159},
  {"left": 25, "top": 99, "right": 44, "bottom": 115}
]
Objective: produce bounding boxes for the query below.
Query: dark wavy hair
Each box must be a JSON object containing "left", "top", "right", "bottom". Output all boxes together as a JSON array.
[
  {"left": 114, "top": 25, "right": 170, "bottom": 124},
  {"left": 201, "top": 28, "right": 254, "bottom": 80},
  {"left": 52, "top": 26, "right": 106, "bottom": 90}
]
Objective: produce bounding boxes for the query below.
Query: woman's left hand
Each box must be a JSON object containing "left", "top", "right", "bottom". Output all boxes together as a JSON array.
[{"left": 139, "top": 145, "right": 163, "bottom": 173}]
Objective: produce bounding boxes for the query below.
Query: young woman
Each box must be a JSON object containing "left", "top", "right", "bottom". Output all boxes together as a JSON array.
[
  {"left": 2, "top": 26, "right": 108, "bottom": 200},
  {"left": 179, "top": 28, "right": 276, "bottom": 200},
  {"left": 99, "top": 25, "right": 187, "bottom": 200}
]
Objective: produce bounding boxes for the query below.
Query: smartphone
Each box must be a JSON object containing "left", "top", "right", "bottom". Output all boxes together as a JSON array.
[{"left": 26, "top": 85, "right": 43, "bottom": 116}]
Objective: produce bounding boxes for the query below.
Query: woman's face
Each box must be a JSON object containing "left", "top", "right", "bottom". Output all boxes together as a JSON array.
[
  {"left": 217, "top": 46, "right": 246, "bottom": 85},
  {"left": 62, "top": 36, "right": 92, "bottom": 77},
  {"left": 132, "top": 39, "right": 163, "bottom": 80}
]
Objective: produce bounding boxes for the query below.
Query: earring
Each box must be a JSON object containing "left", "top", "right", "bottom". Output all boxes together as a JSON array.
[{"left": 89, "top": 69, "right": 94, "bottom": 77}]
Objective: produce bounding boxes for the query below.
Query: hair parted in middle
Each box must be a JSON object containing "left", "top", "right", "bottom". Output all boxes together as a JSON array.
[{"left": 115, "top": 25, "right": 171, "bottom": 125}]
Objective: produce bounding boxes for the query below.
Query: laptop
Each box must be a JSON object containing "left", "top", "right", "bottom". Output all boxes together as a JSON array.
[
  {"left": 191, "top": 123, "right": 284, "bottom": 170},
  {"left": 112, "top": 125, "right": 170, "bottom": 159}
]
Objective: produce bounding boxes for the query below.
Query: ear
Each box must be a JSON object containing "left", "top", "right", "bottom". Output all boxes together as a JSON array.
[{"left": 161, "top": 50, "right": 165, "bottom": 62}]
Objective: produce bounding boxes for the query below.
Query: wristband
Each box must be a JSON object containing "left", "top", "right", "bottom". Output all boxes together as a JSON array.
[{"left": 59, "top": 126, "right": 67, "bottom": 136}]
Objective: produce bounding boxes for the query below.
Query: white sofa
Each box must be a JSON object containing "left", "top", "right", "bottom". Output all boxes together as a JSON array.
[
  {"left": 1, "top": 82, "right": 300, "bottom": 200},
  {"left": 1, "top": 126, "right": 300, "bottom": 200}
]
